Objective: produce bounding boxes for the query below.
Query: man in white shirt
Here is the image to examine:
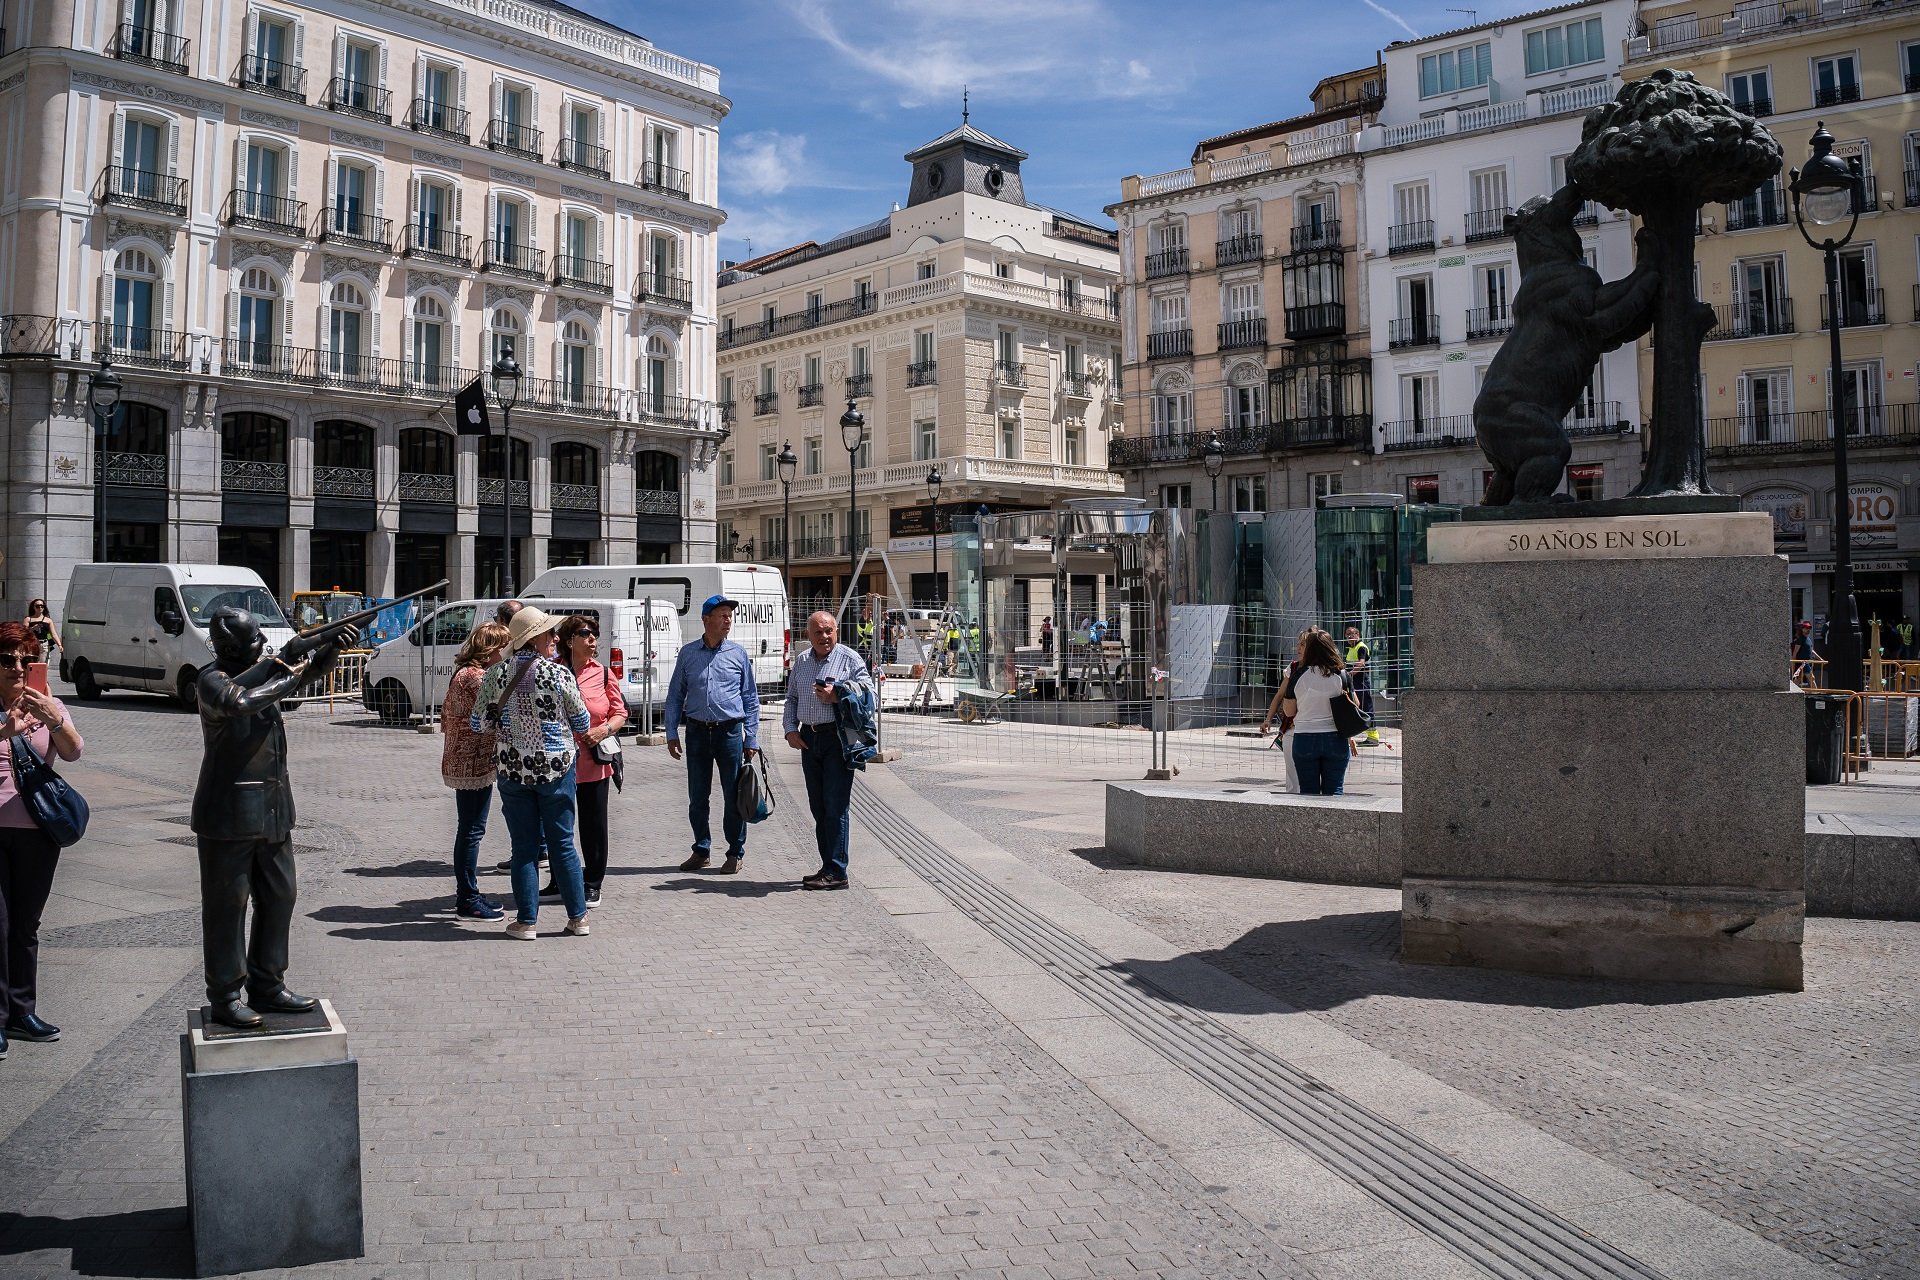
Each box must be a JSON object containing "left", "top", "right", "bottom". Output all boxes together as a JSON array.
[{"left": 783, "top": 611, "right": 867, "bottom": 890}]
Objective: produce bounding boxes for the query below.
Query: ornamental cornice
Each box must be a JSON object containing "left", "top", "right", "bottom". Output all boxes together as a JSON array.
[
  {"left": 107, "top": 215, "right": 173, "bottom": 245},
  {"left": 484, "top": 283, "right": 535, "bottom": 310},
  {"left": 0, "top": 73, "right": 25, "bottom": 94},
  {"left": 329, "top": 128, "right": 385, "bottom": 153},
  {"left": 73, "top": 70, "right": 225, "bottom": 115},
  {"left": 411, "top": 147, "right": 464, "bottom": 171},
  {"left": 322, "top": 254, "right": 379, "bottom": 282},
  {"left": 489, "top": 166, "right": 537, "bottom": 188},
  {"left": 561, "top": 185, "right": 606, "bottom": 206},
  {"left": 407, "top": 269, "right": 462, "bottom": 296},
  {"left": 232, "top": 238, "right": 296, "bottom": 269},
  {"left": 239, "top": 107, "right": 300, "bottom": 131}
]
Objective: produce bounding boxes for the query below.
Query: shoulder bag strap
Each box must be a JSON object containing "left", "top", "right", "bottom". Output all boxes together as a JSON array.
[{"left": 489, "top": 657, "right": 536, "bottom": 723}]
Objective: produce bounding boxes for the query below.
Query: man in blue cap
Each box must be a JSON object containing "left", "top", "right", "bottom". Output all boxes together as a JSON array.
[{"left": 665, "top": 594, "right": 761, "bottom": 873}]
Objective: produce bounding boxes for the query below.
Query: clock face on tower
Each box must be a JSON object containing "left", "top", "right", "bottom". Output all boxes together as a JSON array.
[{"left": 926, "top": 163, "right": 944, "bottom": 192}]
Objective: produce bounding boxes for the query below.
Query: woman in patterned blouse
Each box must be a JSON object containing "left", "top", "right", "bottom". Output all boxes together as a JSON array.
[
  {"left": 441, "top": 621, "right": 510, "bottom": 920},
  {"left": 469, "top": 607, "right": 593, "bottom": 940}
]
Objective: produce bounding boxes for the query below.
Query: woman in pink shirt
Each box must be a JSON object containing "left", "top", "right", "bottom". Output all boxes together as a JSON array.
[
  {"left": 557, "top": 614, "right": 625, "bottom": 908},
  {"left": 0, "top": 620, "right": 83, "bottom": 1058}
]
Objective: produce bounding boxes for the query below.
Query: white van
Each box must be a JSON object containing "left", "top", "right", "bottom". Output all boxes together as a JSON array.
[
  {"left": 360, "top": 597, "right": 678, "bottom": 726},
  {"left": 522, "top": 563, "right": 790, "bottom": 692},
  {"left": 62, "top": 563, "right": 296, "bottom": 709}
]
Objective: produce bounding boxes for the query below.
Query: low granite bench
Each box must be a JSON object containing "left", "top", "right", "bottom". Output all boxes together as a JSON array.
[{"left": 1105, "top": 785, "right": 1920, "bottom": 920}]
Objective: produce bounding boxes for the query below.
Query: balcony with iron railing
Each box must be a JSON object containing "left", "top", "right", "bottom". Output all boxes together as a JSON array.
[
  {"left": 487, "top": 118, "right": 543, "bottom": 160},
  {"left": 1283, "top": 303, "right": 1346, "bottom": 340},
  {"left": 1060, "top": 373, "right": 1094, "bottom": 400},
  {"left": 94, "top": 322, "right": 190, "bottom": 370},
  {"left": 636, "top": 487, "right": 682, "bottom": 517},
  {"left": 754, "top": 391, "right": 779, "bottom": 416},
  {"left": 0, "top": 316, "right": 65, "bottom": 357},
  {"left": 717, "top": 400, "right": 736, "bottom": 425},
  {"left": 1388, "top": 315, "right": 1439, "bottom": 349},
  {"left": 315, "top": 466, "right": 375, "bottom": 500},
  {"left": 1814, "top": 81, "right": 1863, "bottom": 109},
  {"left": 226, "top": 188, "right": 306, "bottom": 235},
  {"left": 1631, "top": 1, "right": 1920, "bottom": 59},
  {"left": 1144, "top": 246, "right": 1189, "bottom": 279},
  {"left": 907, "top": 360, "right": 938, "bottom": 387},
  {"left": 323, "top": 77, "right": 390, "bottom": 124},
  {"left": 1465, "top": 207, "right": 1512, "bottom": 244},
  {"left": 406, "top": 97, "right": 469, "bottom": 143},
  {"left": 557, "top": 136, "right": 612, "bottom": 178},
  {"left": 1706, "top": 403, "right": 1920, "bottom": 455},
  {"left": 641, "top": 160, "right": 691, "bottom": 199},
  {"left": 1705, "top": 299, "right": 1796, "bottom": 340},
  {"left": 1907, "top": 167, "right": 1920, "bottom": 209},
  {"left": 95, "top": 452, "right": 168, "bottom": 487},
  {"left": 236, "top": 54, "right": 306, "bottom": 102},
  {"left": 1726, "top": 183, "right": 1788, "bottom": 230},
  {"left": 398, "top": 472, "right": 455, "bottom": 504},
  {"left": 1822, "top": 289, "right": 1886, "bottom": 329},
  {"left": 797, "top": 382, "right": 824, "bottom": 408},
  {"left": 844, "top": 372, "right": 873, "bottom": 399},
  {"left": 1851, "top": 169, "right": 1878, "bottom": 215},
  {"left": 111, "top": 22, "right": 189, "bottom": 73},
  {"left": 1572, "top": 202, "right": 1603, "bottom": 227},
  {"left": 220, "top": 458, "right": 288, "bottom": 494},
  {"left": 1056, "top": 289, "right": 1120, "bottom": 317},
  {"left": 405, "top": 224, "right": 472, "bottom": 267},
  {"left": 1564, "top": 403, "right": 1628, "bottom": 437},
  {"left": 1381, "top": 414, "right": 1474, "bottom": 452},
  {"left": 1465, "top": 306, "right": 1513, "bottom": 342},
  {"left": 551, "top": 482, "right": 601, "bottom": 512},
  {"left": 1388, "top": 220, "right": 1434, "bottom": 256},
  {"left": 1735, "top": 95, "right": 1773, "bottom": 117},
  {"left": 633, "top": 393, "right": 707, "bottom": 428},
  {"left": 635, "top": 271, "right": 692, "bottom": 309},
  {"left": 1217, "top": 318, "right": 1267, "bottom": 350},
  {"left": 102, "top": 166, "right": 188, "bottom": 216},
  {"left": 1147, "top": 329, "right": 1193, "bottom": 360},
  {"left": 1290, "top": 221, "right": 1342, "bottom": 254},
  {"left": 553, "top": 253, "right": 613, "bottom": 293},
  {"left": 1215, "top": 234, "right": 1263, "bottom": 267},
  {"left": 319, "top": 207, "right": 391, "bottom": 252},
  {"left": 995, "top": 361, "right": 1027, "bottom": 387},
  {"left": 477, "top": 477, "right": 531, "bottom": 506},
  {"left": 481, "top": 240, "right": 545, "bottom": 281},
  {"left": 1109, "top": 415, "right": 1369, "bottom": 466},
  {"left": 716, "top": 294, "right": 877, "bottom": 350}
]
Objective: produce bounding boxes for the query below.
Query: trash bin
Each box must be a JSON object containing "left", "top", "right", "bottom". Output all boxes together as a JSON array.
[{"left": 1806, "top": 694, "right": 1846, "bottom": 785}]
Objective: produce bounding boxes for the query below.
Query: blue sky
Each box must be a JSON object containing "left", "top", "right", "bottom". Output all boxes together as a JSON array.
[{"left": 597, "top": 1, "right": 1558, "bottom": 260}]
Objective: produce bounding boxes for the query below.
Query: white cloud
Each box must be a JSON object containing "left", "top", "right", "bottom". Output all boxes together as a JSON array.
[
  {"left": 721, "top": 204, "right": 821, "bottom": 259},
  {"left": 728, "top": 131, "right": 808, "bottom": 197}
]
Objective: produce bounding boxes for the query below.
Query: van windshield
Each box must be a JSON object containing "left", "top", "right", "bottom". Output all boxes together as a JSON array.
[{"left": 180, "top": 586, "right": 290, "bottom": 629}]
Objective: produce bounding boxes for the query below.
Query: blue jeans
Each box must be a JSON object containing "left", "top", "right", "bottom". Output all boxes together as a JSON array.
[
  {"left": 800, "top": 724, "right": 855, "bottom": 878},
  {"left": 1291, "top": 731, "right": 1351, "bottom": 796},
  {"left": 683, "top": 720, "right": 746, "bottom": 859},
  {"left": 452, "top": 785, "right": 492, "bottom": 906},
  {"left": 498, "top": 773, "right": 587, "bottom": 923}
]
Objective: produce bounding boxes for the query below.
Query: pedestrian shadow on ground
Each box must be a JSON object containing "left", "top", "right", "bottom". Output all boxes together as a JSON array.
[
  {"left": 650, "top": 875, "right": 801, "bottom": 898},
  {"left": 0, "top": 1207, "right": 192, "bottom": 1277},
  {"left": 342, "top": 857, "right": 447, "bottom": 879},
  {"left": 1109, "top": 912, "right": 1776, "bottom": 1014},
  {"left": 308, "top": 896, "right": 498, "bottom": 942}
]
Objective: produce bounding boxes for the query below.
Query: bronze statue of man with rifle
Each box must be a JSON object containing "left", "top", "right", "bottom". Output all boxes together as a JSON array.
[{"left": 191, "top": 581, "right": 445, "bottom": 1028}]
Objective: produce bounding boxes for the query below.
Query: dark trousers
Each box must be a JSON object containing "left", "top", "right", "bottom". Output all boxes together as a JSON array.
[
  {"left": 799, "top": 724, "right": 855, "bottom": 878},
  {"left": 452, "top": 785, "right": 491, "bottom": 906},
  {"left": 683, "top": 719, "right": 746, "bottom": 859},
  {"left": 576, "top": 777, "right": 610, "bottom": 888},
  {"left": 197, "top": 836, "right": 296, "bottom": 1005},
  {"left": 0, "top": 826, "right": 61, "bottom": 1022}
]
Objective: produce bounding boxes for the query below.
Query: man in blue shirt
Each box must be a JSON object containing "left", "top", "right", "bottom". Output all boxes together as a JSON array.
[{"left": 665, "top": 595, "right": 761, "bottom": 874}]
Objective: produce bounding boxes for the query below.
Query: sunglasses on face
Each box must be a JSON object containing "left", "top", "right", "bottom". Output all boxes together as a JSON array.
[
  {"left": 0, "top": 654, "right": 36, "bottom": 671},
  {"left": 576, "top": 630, "right": 599, "bottom": 640}
]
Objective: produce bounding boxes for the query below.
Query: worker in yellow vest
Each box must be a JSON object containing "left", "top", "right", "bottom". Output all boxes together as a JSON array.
[
  {"left": 1345, "top": 625, "right": 1381, "bottom": 745},
  {"left": 1896, "top": 615, "right": 1915, "bottom": 661}
]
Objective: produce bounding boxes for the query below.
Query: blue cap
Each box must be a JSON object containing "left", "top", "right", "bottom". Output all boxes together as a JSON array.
[{"left": 701, "top": 593, "right": 740, "bottom": 617}]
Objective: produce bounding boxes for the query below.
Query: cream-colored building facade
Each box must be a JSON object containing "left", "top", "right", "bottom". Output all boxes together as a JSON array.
[
  {"left": 713, "top": 122, "right": 1123, "bottom": 608},
  {"left": 1627, "top": 0, "right": 1920, "bottom": 629},
  {"left": 0, "top": 0, "right": 728, "bottom": 612},
  {"left": 1107, "top": 69, "right": 1384, "bottom": 514}
]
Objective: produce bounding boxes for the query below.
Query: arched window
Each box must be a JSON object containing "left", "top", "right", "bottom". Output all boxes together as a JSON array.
[
  {"left": 561, "top": 319, "right": 591, "bottom": 402},
  {"left": 235, "top": 267, "right": 279, "bottom": 367},
  {"left": 551, "top": 441, "right": 598, "bottom": 486},
  {"left": 113, "top": 248, "right": 160, "bottom": 352},
  {"left": 644, "top": 333, "right": 673, "bottom": 415},
  {"left": 399, "top": 427, "right": 455, "bottom": 504},
  {"left": 634, "top": 449, "right": 678, "bottom": 495},
  {"left": 221, "top": 411, "right": 287, "bottom": 464},
  {"left": 328, "top": 281, "right": 368, "bottom": 377},
  {"left": 489, "top": 306, "right": 524, "bottom": 370},
  {"left": 116, "top": 402, "right": 169, "bottom": 456},
  {"left": 314, "top": 419, "right": 374, "bottom": 470},
  {"left": 412, "top": 294, "right": 448, "bottom": 387}
]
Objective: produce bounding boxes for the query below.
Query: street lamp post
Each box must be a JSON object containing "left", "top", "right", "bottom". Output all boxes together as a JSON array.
[
  {"left": 88, "top": 356, "right": 122, "bottom": 563},
  {"left": 840, "top": 398, "right": 865, "bottom": 596},
  {"left": 491, "top": 349, "right": 522, "bottom": 598},
  {"left": 925, "top": 464, "right": 943, "bottom": 609},
  {"left": 777, "top": 440, "right": 797, "bottom": 591},
  {"left": 1202, "top": 430, "right": 1226, "bottom": 513},
  {"left": 1791, "top": 122, "right": 1864, "bottom": 693}
]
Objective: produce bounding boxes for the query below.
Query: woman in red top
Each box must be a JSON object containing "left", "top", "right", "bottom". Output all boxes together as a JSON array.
[
  {"left": 441, "top": 622, "right": 510, "bottom": 920},
  {"left": 558, "top": 615, "right": 626, "bottom": 908},
  {"left": 0, "top": 620, "right": 83, "bottom": 1057}
]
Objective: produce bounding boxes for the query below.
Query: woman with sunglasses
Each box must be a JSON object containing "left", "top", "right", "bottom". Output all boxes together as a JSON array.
[
  {"left": 556, "top": 614, "right": 625, "bottom": 908},
  {"left": 0, "top": 621, "right": 83, "bottom": 1059},
  {"left": 23, "top": 600, "right": 61, "bottom": 666}
]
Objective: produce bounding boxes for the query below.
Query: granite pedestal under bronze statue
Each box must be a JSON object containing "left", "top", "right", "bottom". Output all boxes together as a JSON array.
[{"left": 1400, "top": 74, "right": 1805, "bottom": 990}]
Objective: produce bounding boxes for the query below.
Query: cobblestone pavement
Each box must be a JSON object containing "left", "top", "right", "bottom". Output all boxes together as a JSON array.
[
  {"left": 0, "top": 697, "right": 1304, "bottom": 1279},
  {"left": 880, "top": 752, "right": 1920, "bottom": 1279}
]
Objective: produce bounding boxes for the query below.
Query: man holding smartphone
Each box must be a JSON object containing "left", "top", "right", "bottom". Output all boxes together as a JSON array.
[{"left": 783, "top": 611, "right": 868, "bottom": 891}]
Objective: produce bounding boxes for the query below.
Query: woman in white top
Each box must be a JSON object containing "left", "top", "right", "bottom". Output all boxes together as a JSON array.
[
  {"left": 1281, "top": 628, "right": 1352, "bottom": 795},
  {"left": 1258, "top": 630, "right": 1314, "bottom": 793}
]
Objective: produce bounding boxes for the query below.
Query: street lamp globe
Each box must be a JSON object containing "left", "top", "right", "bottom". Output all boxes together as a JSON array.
[
  {"left": 839, "top": 399, "right": 866, "bottom": 452},
  {"left": 1202, "top": 431, "right": 1226, "bottom": 479},
  {"left": 1790, "top": 123, "right": 1860, "bottom": 240},
  {"left": 777, "top": 440, "right": 797, "bottom": 485},
  {"left": 926, "top": 465, "right": 942, "bottom": 505},
  {"left": 89, "top": 355, "right": 122, "bottom": 413},
  {"left": 491, "top": 349, "right": 522, "bottom": 409}
]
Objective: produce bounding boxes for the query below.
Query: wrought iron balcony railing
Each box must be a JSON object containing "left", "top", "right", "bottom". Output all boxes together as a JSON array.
[
  {"left": 94, "top": 321, "right": 190, "bottom": 370},
  {"left": 754, "top": 392, "right": 779, "bottom": 416},
  {"left": 553, "top": 254, "right": 613, "bottom": 293},
  {"left": 640, "top": 160, "right": 691, "bottom": 199},
  {"left": 635, "top": 272, "right": 693, "bottom": 309},
  {"left": 1564, "top": 403, "right": 1627, "bottom": 437},
  {"left": 636, "top": 487, "right": 682, "bottom": 517},
  {"left": 797, "top": 383, "right": 824, "bottom": 408},
  {"left": 220, "top": 458, "right": 288, "bottom": 493},
  {"left": 716, "top": 294, "right": 878, "bottom": 350},
  {"left": 1387, "top": 220, "right": 1434, "bottom": 256},
  {"left": 1464, "top": 206, "right": 1512, "bottom": 243},
  {"left": 476, "top": 477, "right": 530, "bottom": 506},
  {"left": 1725, "top": 184, "right": 1788, "bottom": 230},
  {"left": 319, "top": 207, "right": 391, "bottom": 252},
  {"left": 1147, "top": 329, "right": 1192, "bottom": 360},
  {"left": 1283, "top": 304, "right": 1346, "bottom": 340},
  {"left": 405, "top": 224, "right": 471, "bottom": 266},
  {"left": 551, "top": 482, "right": 601, "bottom": 512},
  {"left": 1822, "top": 289, "right": 1885, "bottom": 329},
  {"left": 1704, "top": 299, "right": 1796, "bottom": 341},
  {"left": 1381, "top": 414, "right": 1475, "bottom": 452},
  {"left": 1290, "top": 221, "right": 1342, "bottom": 253},
  {"left": 0, "top": 315, "right": 64, "bottom": 357},
  {"left": 237, "top": 54, "right": 306, "bottom": 101},
  {"left": 995, "top": 361, "right": 1027, "bottom": 387},
  {"left": 323, "top": 77, "right": 390, "bottom": 123},
  {"left": 314, "top": 465, "right": 375, "bottom": 500},
  {"left": 1706, "top": 403, "right": 1920, "bottom": 456},
  {"left": 1217, "top": 318, "right": 1266, "bottom": 350},
  {"left": 1813, "top": 81, "right": 1862, "bottom": 109},
  {"left": 406, "top": 97, "right": 470, "bottom": 142},
  {"left": 96, "top": 451, "right": 168, "bottom": 487},
  {"left": 1055, "top": 290, "right": 1120, "bottom": 317},
  {"left": 399, "top": 472, "right": 455, "bottom": 504},
  {"left": 112, "top": 23, "right": 189, "bottom": 74},
  {"left": 102, "top": 166, "right": 187, "bottom": 216},
  {"left": 633, "top": 393, "right": 707, "bottom": 429},
  {"left": 844, "top": 372, "right": 873, "bottom": 399},
  {"left": 487, "top": 118, "right": 544, "bottom": 160},
  {"left": 907, "top": 360, "right": 938, "bottom": 387},
  {"left": 1465, "top": 306, "right": 1514, "bottom": 342},
  {"left": 557, "top": 137, "right": 612, "bottom": 178},
  {"left": 1060, "top": 374, "right": 1093, "bottom": 400},
  {"left": 481, "top": 241, "right": 545, "bottom": 281},
  {"left": 1108, "top": 416, "right": 1370, "bottom": 466},
  {"left": 226, "top": 189, "right": 306, "bottom": 234},
  {"left": 1144, "top": 247, "right": 1189, "bottom": 278},
  {"left": 1734, "top": 95, "right": 1773, "bottom": 117},
  {"left": 1907, "top": 167, "right": 1920, "bottom": 209},
  {"left": 1388, "top": 315, "right": 1440, "bottom": 349},
  {"left": 1215, "top": 234, "right": 1263, "bottom": 267}
]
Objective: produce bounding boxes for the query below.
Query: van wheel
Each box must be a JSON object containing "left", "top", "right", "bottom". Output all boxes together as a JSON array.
[
  {"left": 73, "top": 661, "right": 103, "bottom": 701},
  {"left": 176, "top": 667, "right": 200, "bottom": 712},
  {"left": 374, "top": 680, "right": 413, "bottom": 727}
]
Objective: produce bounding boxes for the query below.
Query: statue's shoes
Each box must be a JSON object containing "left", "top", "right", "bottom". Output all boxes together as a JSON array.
[
  {"left": 209, "top": 1000, "right": 264, "bottom": 1029},
  {"left": 247, "top": 988, "right": 319, "bottom": 1014}
]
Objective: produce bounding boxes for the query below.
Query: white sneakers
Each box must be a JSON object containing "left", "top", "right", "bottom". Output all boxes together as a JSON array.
[
  {"left": 564, "top": 916, "right": 590, "bottom": 936},
  {"left": 505, "top": 920, "right": 537, "bottom": 941}
]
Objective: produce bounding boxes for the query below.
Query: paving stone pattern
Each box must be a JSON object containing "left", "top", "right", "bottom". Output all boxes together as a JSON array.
[
  {"left": 885, "top": 761, "right": 1920, "bottom": 1278},
  {"left": 0, "top": 701, "right": 1305, "bottom": 1279}
]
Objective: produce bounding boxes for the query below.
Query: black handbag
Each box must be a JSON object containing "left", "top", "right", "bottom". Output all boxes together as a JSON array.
[
  {"left": 1329, "top": 674, "right": 1372, "bottom": 740},
  {"left": 9, "top": 732, "right": 89, "bottom": 847}
]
